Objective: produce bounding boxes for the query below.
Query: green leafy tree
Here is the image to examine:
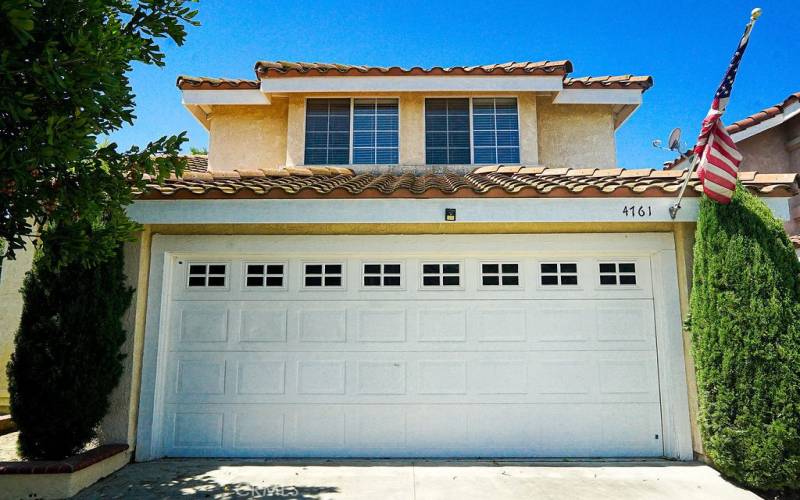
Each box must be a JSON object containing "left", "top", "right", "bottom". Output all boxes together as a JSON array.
[
  {"left": 0, "top": 0, "right": 199, "bottom": 266},
  {"left": 189, "top": 146, "right": 208, "bottom": 155},
  {"left": 689, "top": 186, "right": 800, "bottom": 490},
  {"left": 7, "top": 222, "right": 133, "bottom": 459}
]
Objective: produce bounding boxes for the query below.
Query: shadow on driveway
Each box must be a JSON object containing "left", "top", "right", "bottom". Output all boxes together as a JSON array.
[{"left": 76, "top": 458, "right": 757, "bottom": 499}]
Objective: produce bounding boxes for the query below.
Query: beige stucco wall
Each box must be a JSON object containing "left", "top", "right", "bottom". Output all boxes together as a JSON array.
[
  {"left": 214, "top": 92, "right": 615, "bottom": 171},
  {"left": 536, "top": 98, "right": 617, "bottom": 168},
  {"left": 208, "top": 102, "right": 288, "bottom": 171},
  {"left": 98, "top": 235, "right": 141, "bottom": 444},
  {"left": 0, "top": 243, "right": 34, "bottom": 413}
]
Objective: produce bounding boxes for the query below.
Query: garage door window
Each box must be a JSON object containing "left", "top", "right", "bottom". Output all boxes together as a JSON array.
[
  {"left": 421, "top": 263, "right": 461, "bottom": 288},
  {"left": 362, "top": 263, "right": 402, "bottom": 287},
  {"left": 244, "top": 263, "right": 286, "bottom": 288},
  {"left": 304, "top": 263, "right": 344, "bottom": 288},
  {"left": 540, "top": 263, "right": 578, "bottom": 286},
  {"left": 480, "top": 262, "right": 520, "bottom": 287},
  {"left": 187, "top": 263, "right": 228, "bottom": 288},
  {"left": 599, "top": 262, "right": 637, "bottom": 286}
]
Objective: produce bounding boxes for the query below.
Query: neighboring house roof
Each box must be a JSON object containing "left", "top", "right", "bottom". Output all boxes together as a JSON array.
[
  {"left": 664, "top": 91, "right": 800, "bottom": 169},
  {"left": 176, "top": 61, "right": 653, "bottom": 92},
  {"left": 138, "top": 156, "right": 797, "bottom": 200},
  {"left": 727, "top": 91, "right": 800, "bottom": 135}
]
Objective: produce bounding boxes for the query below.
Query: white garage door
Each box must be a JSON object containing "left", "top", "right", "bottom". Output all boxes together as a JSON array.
[{"left": 157, "top": 236, "right": 664, "bottom": 458}]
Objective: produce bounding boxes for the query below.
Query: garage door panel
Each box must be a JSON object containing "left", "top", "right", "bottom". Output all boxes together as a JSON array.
[
  {"left": 468, "top": 308, "right": 527, "bottom": 342},
  {"left": 356, "top": 360, "right": 407, "bottom": 395},
  {"left": 600, "top": 404, "right": 663, "bottom": 455},
  {"left": 159, "top": 247, "right": 665, "bottom": 458},
  {"left": 166, "top": 351, "right": 659, "bottom": 405},
  {"left": 236, "top": 360, "right": 286, "bottom": 395},
  {"left": 232, "top": 410, "right": 285, "bottom": 450},
  {"left": 297, "top": 308, "right": 348, "bottom": 343},
  {"left": 170, "top": 300, "right": 654, "bottom": 352},
  {"left": 417, "top": 308, "right": 467, "bottom": 342},
  {"left": 239, "top": 308, "right": 288, "bottom": 343},
  {"left": 355, "top": 308, "right": 407, "bottom": 342},
  {"left": 172, "top": 303, "right": 231, "bottom": 345},
  {"left": 161, "top": 403, "right": 663, "bottom": 458}
]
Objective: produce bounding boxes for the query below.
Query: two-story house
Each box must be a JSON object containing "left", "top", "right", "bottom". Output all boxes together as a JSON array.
[{"left": 5, "top": 60, "right": 796, "bottom": 463}]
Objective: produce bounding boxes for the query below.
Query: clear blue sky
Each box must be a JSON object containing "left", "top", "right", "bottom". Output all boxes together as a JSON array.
[{"left": 110, "top": 0, "right": 799, "bottom": 169}]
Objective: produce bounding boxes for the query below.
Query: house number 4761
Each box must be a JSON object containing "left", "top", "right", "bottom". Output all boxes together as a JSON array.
[{"left": 622, "top": 205, "right": 653, "bottom": 217}]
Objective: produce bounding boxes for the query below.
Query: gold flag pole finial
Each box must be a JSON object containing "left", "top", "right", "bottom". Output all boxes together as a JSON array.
[{"left": 751, "top": 8, "right": 762, "bottom": 20}]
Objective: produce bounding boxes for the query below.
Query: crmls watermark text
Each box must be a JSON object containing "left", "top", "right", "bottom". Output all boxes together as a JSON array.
[{"left": 229, "top": 484, "right": 299, "bottom": 498}]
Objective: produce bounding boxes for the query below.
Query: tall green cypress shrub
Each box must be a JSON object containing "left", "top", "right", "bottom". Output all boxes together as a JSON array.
[
  {"left": 689, "top": 185, "right": 800, "bottom": 490},
  {"left": 6, "top": 232, "right": 133, "bottom": 460}
]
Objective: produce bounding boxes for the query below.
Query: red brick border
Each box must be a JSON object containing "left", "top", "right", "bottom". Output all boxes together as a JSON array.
[{"left": 0, "top": 444, "right": 128, "bottom": 475}]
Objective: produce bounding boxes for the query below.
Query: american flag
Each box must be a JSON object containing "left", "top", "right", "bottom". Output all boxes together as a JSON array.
[{"left": 692, "top": 14, "right": 758, "bottom": 204}]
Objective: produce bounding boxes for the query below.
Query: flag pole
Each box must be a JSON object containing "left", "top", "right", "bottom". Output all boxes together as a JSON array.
[
  {"left": 668, "top": 7, "right": 762, "bottom": 220},
  {"left": 668, "top": 154, "right": 699, "bottom": 220}
]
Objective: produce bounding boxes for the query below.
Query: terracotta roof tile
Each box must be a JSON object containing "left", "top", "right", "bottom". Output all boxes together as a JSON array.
[
  {"left": 563, "top": 75, "right": 653, "bottom": 91},
  {"left": 176, "top": 76, "right": 259, "bottom": 90},
  {"left": 727, "top": 92, "right": 800, "bottom": 134},
  {"left": 137, "top": 156, "right": 798, "bottom": 200},
  {"left": 254, "top": 60, "right": 573, "bottom": 78}
]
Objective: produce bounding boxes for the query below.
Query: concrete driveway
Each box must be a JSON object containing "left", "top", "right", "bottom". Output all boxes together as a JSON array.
[{"left": 76, "top": 459, "right": 759, "bottom": 499}]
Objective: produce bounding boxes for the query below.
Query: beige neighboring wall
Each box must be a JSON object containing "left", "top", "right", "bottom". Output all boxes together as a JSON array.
[
  {"left": 737, "top": 125, "right": 792, "bottom": 173},
  {"left": 208, "top": 101, "right": 288, "bottom": 172},
  {"left": 537, "top": 97, "right": 617, "bottom": 168},
  {"left": 0, "top": 243, "right": 34, "bottom": 413},
  {"left": 736, "top": 115, "right": 800, "bottom": 235}
]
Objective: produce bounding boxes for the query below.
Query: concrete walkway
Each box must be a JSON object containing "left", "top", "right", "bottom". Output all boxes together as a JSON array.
[{"left": 76, "top": 459, "right": 759, "bottom": 499}]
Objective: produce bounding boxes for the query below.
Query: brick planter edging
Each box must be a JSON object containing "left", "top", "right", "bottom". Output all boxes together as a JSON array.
[{"left": 0, "top": 444, "right": 129, "bottom": 475}]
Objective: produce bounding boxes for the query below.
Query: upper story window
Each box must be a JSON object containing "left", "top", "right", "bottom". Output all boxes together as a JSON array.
[
  {"left": 425, "top": 97, "right": 520, "bottom": 165},
  {"left": 425, "top": 98, "right": 471, "bottom": 164},
  {"left": 354, "top": 99, "right": 399, "bottom": 164},
  {"left": 472, "top": 98, "right": 520, "bottom": 164},
  {"left": 305, "top": 98, "right": 350, "bottom": 165},
  {"left": 305, "top": 98, "right": 399, "bottom": 165}
]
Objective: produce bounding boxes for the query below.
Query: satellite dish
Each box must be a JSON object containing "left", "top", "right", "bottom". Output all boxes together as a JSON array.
[{"left": 667, "top": 128, "right": 682, "bottom": 151}]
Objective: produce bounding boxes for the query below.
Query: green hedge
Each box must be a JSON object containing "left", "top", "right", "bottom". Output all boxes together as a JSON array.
[
  {"left": 689, "top": 186, "right": 800, "bottom": 490},
  {"left": 6, "top": 237, "right": 132, "bottom": 460}
]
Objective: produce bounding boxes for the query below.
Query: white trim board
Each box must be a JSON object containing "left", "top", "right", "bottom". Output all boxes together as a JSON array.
[
  {"left": 553, "top": 89, "right": 642, "bottom": 105},
  {"left": 181, "top": 90, "right": 271, "bottom": 105},
  {"left": 127, "top": 197, "right": 791, "bottom": 225},
  {"left": 260, "top": 75, "right": 564, "bottom": 93}
]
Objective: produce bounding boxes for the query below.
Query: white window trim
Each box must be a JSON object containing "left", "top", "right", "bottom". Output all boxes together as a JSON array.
[
  {"left": 360, "top": 261, "right": 405, "bottom": 290},
  {"left": 423, "top": 95, "right": 521, "bottom": 166},
  {"left": 419, "top": 261, "right": 464, "bottom": 290},
  {"left": 596, "top": 259, "right": 641, "bottom": 289},
  {"left": 301, "top": 261, "right": 347, "bottom": 290},
  {"left": 241, "top": 261, "right": 288, "bottom": 291},
  {"left": 185, "top": 261, "right": 230, "bottom": 290},
  {"left": 478, "top": 261, "right": 523, "bottom": 290},
  {"left": 537, "top": 261, "right": 582, "bottom": 290},
  {"left": 304, "top": 97, "right": 401, "bottom": 166}
]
